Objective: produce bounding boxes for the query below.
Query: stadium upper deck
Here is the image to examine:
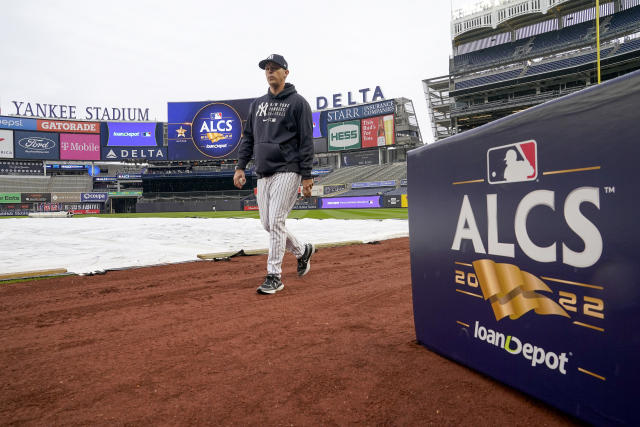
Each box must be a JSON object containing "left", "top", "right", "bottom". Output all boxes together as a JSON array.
[{"left": 424, "top": 0, "right": 640, "bottom": 140}]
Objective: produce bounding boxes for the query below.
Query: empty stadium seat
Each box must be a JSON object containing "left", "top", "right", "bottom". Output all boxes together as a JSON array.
[
  {"left": 452, "top": 6, "right": 640, "bottom": 73},
  {"left": 455, "top": 68, "right": 523, "bottom": 90}
]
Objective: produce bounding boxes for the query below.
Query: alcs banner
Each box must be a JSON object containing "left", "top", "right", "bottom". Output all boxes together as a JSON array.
[{"left": 407, "top": 70, "right": 640, "bottom": 425}]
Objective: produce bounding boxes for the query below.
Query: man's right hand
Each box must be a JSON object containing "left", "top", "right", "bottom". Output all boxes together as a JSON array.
[{"left": 233, "top": 169, "right": 246, "bottom": 189}]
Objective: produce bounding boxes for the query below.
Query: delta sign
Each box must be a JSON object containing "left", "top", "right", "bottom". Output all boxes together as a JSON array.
[{"left": 407, "top": 70, "right": 640, "bottom": 425}]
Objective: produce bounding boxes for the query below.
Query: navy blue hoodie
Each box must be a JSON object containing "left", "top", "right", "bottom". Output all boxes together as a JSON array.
[{"left": 236, "top": 83, "right": 314, "bottom": 179}]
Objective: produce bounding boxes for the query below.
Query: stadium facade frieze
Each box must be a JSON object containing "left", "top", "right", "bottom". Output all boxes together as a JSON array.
[
  {"left": 0, "top": 95, "right": 422, "bottom": 164},
  {"left": 7, "top": 101, "right": 151, "bottom": 121}
]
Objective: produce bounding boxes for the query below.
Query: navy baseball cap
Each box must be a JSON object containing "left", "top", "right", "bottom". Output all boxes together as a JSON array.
[{"left": 259, "top": 54, "right": 288, "bottom": 70}]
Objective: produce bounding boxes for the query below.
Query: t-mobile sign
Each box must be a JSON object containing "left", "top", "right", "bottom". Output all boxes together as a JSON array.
[
  {"left": 321, "top": 196, "right": 381, "bottom": 209},
  {"left": 60, "top": 133, "right": 100, "bottom": 160}
]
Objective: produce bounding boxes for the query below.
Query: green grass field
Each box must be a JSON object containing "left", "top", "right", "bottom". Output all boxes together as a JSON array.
[
  {"left": 1, "top": 208, "right": 407, "bottom": 220},
  {"left": 86, "top": 208, "right": 408, "bottom": 220}
]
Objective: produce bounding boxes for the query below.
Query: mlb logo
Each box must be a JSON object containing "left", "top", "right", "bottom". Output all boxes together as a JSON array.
[
  {"left": 487, "top": 140, "right": 538, "bottom": 184},
  {"left": 210, "top": 112, "right": 222, "bottom": 120},
  {"left": 142, "top": 132, "right": 151, "bottom": 137}
]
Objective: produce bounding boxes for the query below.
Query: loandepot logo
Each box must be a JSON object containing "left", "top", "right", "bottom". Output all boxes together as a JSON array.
[
  {"left": 473, "top": 259, "right": 569, "bottom": 321},
  {"left": 473, "top": 321, "right": 569, "bottom": 374}
]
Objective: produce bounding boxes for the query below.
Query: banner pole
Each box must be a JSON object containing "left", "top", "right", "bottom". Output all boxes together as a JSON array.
[{"left": 596, "top": 0, "right": 601, "bottom": 84}]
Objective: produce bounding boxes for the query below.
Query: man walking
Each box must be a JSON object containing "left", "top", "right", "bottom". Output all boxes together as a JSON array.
[{"left": 233, "top": 54, "right": 315, "bottom": 295}]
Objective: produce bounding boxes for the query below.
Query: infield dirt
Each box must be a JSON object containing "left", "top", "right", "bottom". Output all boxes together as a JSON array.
[{"left": 0, "top": 237, "right": 579, "bottom": 425}]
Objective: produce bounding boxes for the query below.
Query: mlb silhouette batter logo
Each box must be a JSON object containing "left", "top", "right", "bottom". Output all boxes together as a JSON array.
[{"left": 487, "top": 140, "right": 537, "bottom": 184}]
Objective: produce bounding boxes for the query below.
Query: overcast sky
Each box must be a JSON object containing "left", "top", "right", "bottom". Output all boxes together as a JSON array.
[{"left": 0, "top": 0, "right": 455, "bottom": 144}]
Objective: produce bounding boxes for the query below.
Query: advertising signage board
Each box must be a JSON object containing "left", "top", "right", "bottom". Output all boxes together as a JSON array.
[
  {"left": 102, "top": 146, "right": 167, "bottom": 160},
  {"left": 60, "top": 133, "right": 100, "bottom": 160},
  {"left": 341, "top": 149, "right": 378, "bottom": 166},
  {"left": 328, "top": 120, "right": 360, "bottom": 151},
  {"left": 0, "top": 129, "right": 14, "bottom": 158},
  {"left": 21, "top": 193, "right": 50, "bottom": 202},
  {"left": 14, "top": 131, "right": 59, "bottom": 160},
  {"left": 105, "top": 122, "right": 159, "bottom": 146},
  {"left": 81, "top": 192, "right": 108, "bottom": 202},
  {"left": 37, "top": 119, "right": 100, "bottom": 134},
  {"left": 0, "top": 193, "right": 21, "bottom": 203},
  {"left": 326, "top": 100, "right": 395, "bottom": 123},
  {"left": 312, "top": 111, "right": 323, "bottom": 138},
  {"left": 321, "top": 196, "right": 381, "bottom": 209},
  {"left": 351, "top": 180, "right": 395, "bottom": 188},
  {"left": 167, "top": 98, "right": 253, "bottom": 160},
  {"left": 407, "top": 70, "right": 640, "bottom": 425},
  {"left": 51, "top": 192, "right": 81, "bottom": 203},
  {"left": 361, "top": 114, "right": 395, "bottom": 148},
  {"left": 117, "top": 173, "right": 142, "bottom": 180},
  {"left": 101, "top": 122, "right": 166, "bottom": 160},
  {"left": 0, "top": 115, "right": 37, "bottom": 130}
]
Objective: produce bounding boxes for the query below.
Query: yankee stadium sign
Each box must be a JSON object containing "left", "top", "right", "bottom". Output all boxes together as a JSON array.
[
  {"left": 407, "top": 70, "right": 640, "bottom": 425},
  {"left": 8, "top": 100, "right": 151, "bottom": 121}
]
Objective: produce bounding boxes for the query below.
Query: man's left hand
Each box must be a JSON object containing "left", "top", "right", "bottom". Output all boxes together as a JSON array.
[{"left": 302, "top": 178, "right": 313, "bottom": 197}]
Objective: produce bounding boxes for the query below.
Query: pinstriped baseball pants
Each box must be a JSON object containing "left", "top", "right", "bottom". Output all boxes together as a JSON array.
[{"left": 257, "top": 172, "right": 306, "bottom": 277}]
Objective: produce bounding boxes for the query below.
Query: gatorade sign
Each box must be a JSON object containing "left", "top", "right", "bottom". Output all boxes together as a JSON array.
[{"left": 408, "top": 71, "right": 640, "bottom": 425}]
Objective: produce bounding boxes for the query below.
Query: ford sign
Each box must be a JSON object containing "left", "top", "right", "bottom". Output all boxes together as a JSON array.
[{"left": 18, "top": 136, "right": 56, "bottom": 151}]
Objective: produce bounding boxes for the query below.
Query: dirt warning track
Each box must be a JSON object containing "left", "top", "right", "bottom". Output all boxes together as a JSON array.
[{"left": 0, "top": 238, "right": 578, "bottom": 425}]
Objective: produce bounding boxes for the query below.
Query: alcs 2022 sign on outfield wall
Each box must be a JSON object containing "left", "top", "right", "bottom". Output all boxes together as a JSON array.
[
  {"left": 407, "top": 70, "right": 640, "bottom": 425},
  {"left": 167, "top": 99, "right": 253, "bottom": 161}
]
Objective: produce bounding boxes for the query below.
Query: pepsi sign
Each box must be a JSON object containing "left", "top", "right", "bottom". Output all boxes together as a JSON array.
[
  {"left": 167, "top": 98, "right": 254, "bottom": 161},
  {"left": 0, "top": 115, "right": 37, "bottom": 130}
]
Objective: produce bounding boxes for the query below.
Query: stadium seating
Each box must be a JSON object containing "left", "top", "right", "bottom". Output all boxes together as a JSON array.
[
  {"left": 452, "top": 6, "right": 640, "bottom": 72},
  {"left": 364, "top": 162, "right": 408, "bottom": 181},
  {"left": 330, "top": 187, "right": 394, "bottom": 197},
  {"left": 614, "top": 37, "right": 640, "bottom": 54},
  {"left": 455, "top": 68, "right": 523, "bottom": 90},
  {"left": 528, "top": 21, "right": 593, "bottom": 56},
  {"left": 106, "top": 165, "right": 145, "bottom": 176},
  {"left": 608, "top": 5, "right": 640, "bottom": 33},
  {"left": 315, "top": 162, "right": 407, "bottom": 185},
  {"left": 0, "top": 175, "right": 93, "bottom": 193},
  {"left": 525, "top": 47, "right": 613, "bottom": 76}
]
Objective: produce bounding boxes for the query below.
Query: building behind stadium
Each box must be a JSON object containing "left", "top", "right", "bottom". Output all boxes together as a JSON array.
[{"left": 423, "top": 0, "right": 640, "bottom": 141}]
